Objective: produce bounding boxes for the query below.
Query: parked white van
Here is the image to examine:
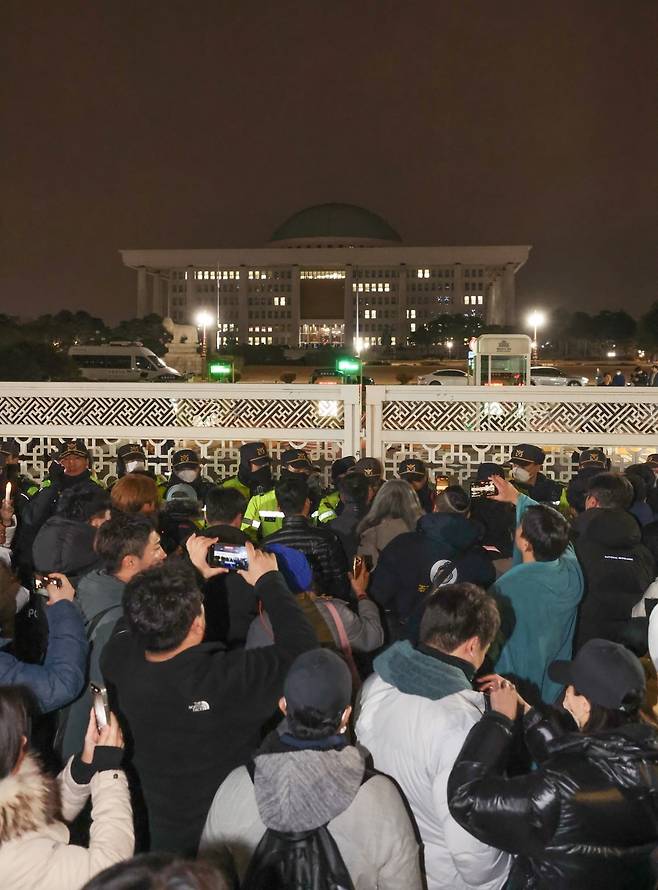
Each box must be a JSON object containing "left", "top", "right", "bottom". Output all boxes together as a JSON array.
[{"left": 69, "top": 343, "right": 183, "bottom": 382}]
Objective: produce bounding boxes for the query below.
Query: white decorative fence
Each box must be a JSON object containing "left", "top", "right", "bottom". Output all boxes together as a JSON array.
[
  {"left": 365, "top": 385, "right": 658, "bottom": 483},
  {"left": 0, "top": 383, "right": 361, "bottom": 485}
]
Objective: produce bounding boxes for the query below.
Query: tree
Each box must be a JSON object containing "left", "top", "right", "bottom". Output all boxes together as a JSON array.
[
  {"left": 638, "top": 302, "right": 658, "bottom": 355},
  {"left": 108, "top": 314, "right": 172, "bottom": 356},
  {"left": 0, "top": 342, "right": 82, "bottom": 381}
]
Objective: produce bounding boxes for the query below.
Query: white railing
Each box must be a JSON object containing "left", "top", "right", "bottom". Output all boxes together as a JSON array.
[{"left": 0, "top": 382, "right": 361, "bottom": 485}]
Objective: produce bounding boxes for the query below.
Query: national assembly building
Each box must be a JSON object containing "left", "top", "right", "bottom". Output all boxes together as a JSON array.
[{"left": 121, "top": 203, "right": 531, "bottom": 349}]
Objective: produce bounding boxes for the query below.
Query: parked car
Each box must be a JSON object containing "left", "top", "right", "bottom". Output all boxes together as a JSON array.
[
  {"left": 530, "top": 366, "right": 588, "bottom": 386},
  {"left": 417, "top": 368, "right": 471, "bottom": 386},
  {"left": 69, "top": 343, "right": 182, "bottom": 382},
  {"left": 310, "top": 368, "right": 375, "bottom": 385}
]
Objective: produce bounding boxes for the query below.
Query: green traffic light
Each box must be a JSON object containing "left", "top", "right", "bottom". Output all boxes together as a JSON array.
[
  {"left": 209, "top": 362, "right": 232, "bottom": 377},
  {"left": 337, "top": 357, "right": 361, "bottom": 374}
]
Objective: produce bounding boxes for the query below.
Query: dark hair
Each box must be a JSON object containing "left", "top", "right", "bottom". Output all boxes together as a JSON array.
[
  {"left": 122, "top": 561, "right": 202, "bottom": 652},
  {"left": 338, "top": 473, "right": 370, "bottom": 508},
  {"left": 520, "top": 504, "right": 569, "bottom": 561},
  {"left": 58, "top": 488, "right": 111, "bottom": 523},
  {"left": 419, "top": 582, "right": 500, "bottom": 652},
  {"left": 0, "top": 686, "right": 32, "bottom": 779},
  {"left": 435, "top": 485, "right": 469, "bottom": 514},
  {"left": 575, "top": 688, "right": 643, "bottom": 733},
  {"left": 586, "top": 472, "right": 634, "bottom": 510},
  {"left": 95, "top": 513, "right": 155, "bottom": 574},
  {"left": 81, "top": 852, "right": 232, "bottom": 890},
  {"left": 626, "top": 463, "right": 656, "bottom": 491},
  {"left": 625, "top": 472, "right": 647, "bottom": 505},
  {"left": 275, "top": 476, "right": 309, "bottom": 516},
  {"left": 111, "top": 474, "right": 159, "bottom": 514},
  {"left": 205, "top": 487, "right": 247, "bottom": 525},
  {"left": 286, "top": 705, "right": 344, "bottom": 741}
]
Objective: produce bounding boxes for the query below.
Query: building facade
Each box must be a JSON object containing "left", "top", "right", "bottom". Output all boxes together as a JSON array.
[{"left": 121, "top": 204, "right": 531, "bottom": 348}]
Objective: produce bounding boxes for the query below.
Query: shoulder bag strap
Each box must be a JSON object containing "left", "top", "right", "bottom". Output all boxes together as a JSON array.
[{"left": 322, "top": 600, "right": 361, "bottom": 690}]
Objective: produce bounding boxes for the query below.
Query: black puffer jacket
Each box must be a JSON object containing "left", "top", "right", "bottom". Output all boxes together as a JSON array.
[
  {"left": 448, "top": 708, "right": 658, "bottom": 889},
  {"left": 574, "top": 508, "right": 655, "bottom": 650},
  {"left": 266, "top": 515, "right": 351, "bottom": 602}
]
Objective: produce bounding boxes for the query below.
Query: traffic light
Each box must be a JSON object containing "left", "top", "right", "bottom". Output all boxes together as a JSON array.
[
  {"left": 208, "top": 360, "right": 233, "bottom": 380},
  {"left": 336, "top": 356, "right": 361, "bottom": 374}
]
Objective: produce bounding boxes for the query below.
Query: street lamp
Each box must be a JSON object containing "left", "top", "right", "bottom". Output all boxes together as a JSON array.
[
  {"left": 446, "top": 339, "right": 454, "bottom": 358},
  {"left": 527, "top": 310, "right": 546, "bottom": 359},
  {"left": 196, "top": 310, "right": 214, "bottom": 365}
]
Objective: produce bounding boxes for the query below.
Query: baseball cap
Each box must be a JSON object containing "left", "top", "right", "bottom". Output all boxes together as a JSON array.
[
  {"left": 172, "top": 448, "right": 200, "bottom": 469},
  {"left": 240, "top": 442, "right": 271, "bottom": 466},
  {"left": 281, "top": 449, "right": 320, "bottom": 472},
  {"left": 398, "top": 458, "right": 427, "bottom": 482},
  {"left": 0, "top": 439, "right": 22, "bottom": 459},
  {"left": 58, "top": 439, "right": 90, "bottom": 460},
  {"left": 263, "top": 543, "right": 313, "bottom": 594},
  {"left": 284, "top": 649, "right": 352, "bottom": 717},
  {"left": 476, "top": 462, "right": 505, "bottom": 482},
  {"left": 548, "top": 639, "right": 645, "bottom": 710},
  {"left": 165, "top": 483, "right": 199, "bottom": 503},
  {"left": 579, "top": 448, "right": 607, "bottom": 468},
  {"left": 349, "top": 457, "right": 383, "bottom": 479},
  {"left": 117, "top": 443, "right": 146, "bottom": 462},
  {"left": 331, "top": 456, "right": 356, "bottom": 483},
  {"left": 508, "top": 444, "right": 545, "bottom": 466}
]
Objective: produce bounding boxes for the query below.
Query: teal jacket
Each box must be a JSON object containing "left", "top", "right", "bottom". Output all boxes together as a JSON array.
[{"left": 492, "top": 494, "right": 584, "bottom": 704}]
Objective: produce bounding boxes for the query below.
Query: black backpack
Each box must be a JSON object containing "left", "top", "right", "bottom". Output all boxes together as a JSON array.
[{"left": 241, "top": 762, "right": 359, "bottom": 890}]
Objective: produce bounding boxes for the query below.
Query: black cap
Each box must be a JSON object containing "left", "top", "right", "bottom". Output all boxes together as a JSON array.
[
  {"left": 476, "top": 462, "right": 505, "bottom": 482},
  {"left": 58, "top": 439, "right": 90, "bottom": 460},
  {"left": 398, "top": 458, "right": 427, "bottom": 482},
  {"left": 348, "top": 457, "right": 383, "bottom": 479},
  {"left": 509, "top": 444, "right": 545, "bottom": 466},
  {"left": 646, "top": 454, "right": 658, "bottom": 467},
  {"left": 331, "top": 456, "right": 356, "bottom": 482},
  {"left": 281, "top": 449, "right": 320, "bottom": 472},
  {"left": 284, "top": 649, "right": 352, "bottom": 718},
  {"left": 579, "top": 448, "right": 607, "bottom": 468},
  {"left": 240, "top": 442, "right": 270, "bottom": 466},
  {"left": 172, "top": 448, "right": 200, "bottom": 469},
  {"left": 548, "top": 639, "right": 645, "bottom": 710},
  {"left": 117, "top": 443, "right": 146, "bottom": 462},
  {"left": 0, "top": 439, "right": 22, "bottom": 459}
]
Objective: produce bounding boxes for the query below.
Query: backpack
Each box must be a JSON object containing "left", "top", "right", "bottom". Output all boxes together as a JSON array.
[{"left": 241, "top": 762, "right": 361, "bottom": 890}]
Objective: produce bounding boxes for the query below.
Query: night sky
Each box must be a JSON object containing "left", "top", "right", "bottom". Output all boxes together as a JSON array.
[{"left": 2, "top": 1, "right": 657, "bottom": 323}]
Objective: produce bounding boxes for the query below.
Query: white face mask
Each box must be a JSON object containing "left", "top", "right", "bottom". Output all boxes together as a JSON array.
[
  {"left": 177, "top": 468, "right": 199, "bottom": 484},
  {"left": 511, "top": 465, "right": 531, "bottom": 484},
  {"left": 125, "top": 460, "right": 145, "bottom": 474}
]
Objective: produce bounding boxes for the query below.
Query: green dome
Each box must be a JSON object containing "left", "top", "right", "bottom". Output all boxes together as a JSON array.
[{"left": 271, "top": 203, "right": 401, "bottom": 244}]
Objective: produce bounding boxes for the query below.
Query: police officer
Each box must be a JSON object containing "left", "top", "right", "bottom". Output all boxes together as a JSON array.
[
  {"left": 348, "top": 457, "right": 385, "bottom": 500},
  {"left": 398, "top": 457, "right": 435, "bottom": 513},
  {"left": 316, "top": 455, "right": 357, "bottom": 524},
  {"left": 162, "top": 448, "right": 215, "bottom": 505},
  {"left": 115, "top": 443, "right": 167, "bottom": 488},
  {"left": 566, "top": 449, "right": 609, "bottom": 514},
  {"left": 242, "top": 448, "right": 320, "bottom": 542},
  {"left": 221, "top": 442, "right": 273, "bottom": 500},
  {"left": 507, "top": 443, "right": 565, "bottom": 507}
]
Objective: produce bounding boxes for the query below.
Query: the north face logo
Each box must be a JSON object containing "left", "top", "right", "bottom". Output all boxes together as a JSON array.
[{"left": 188, "top": 700, "right": 210, "bottom": 712}]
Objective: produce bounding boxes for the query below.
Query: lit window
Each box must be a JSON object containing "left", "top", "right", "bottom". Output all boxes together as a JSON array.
[
  {"left": 391, "top": 336, "right": 396, "bottom": 345},
  {"left": 464, "top": 296, "right": 470, "bottom": 305},
  {"left": 384, "top": 283, "right": 390, "bottom": 292},
  {"left": 406, "top": 308, "right": 416, "bottom": 319},
  {"left": 410, "top": 323, "right": 416, "bottom": 332},
  {"left": 248, "top": 271, "right": 254, "bottom": 280},
  {"left": 417, "top": 269, "right": 423, "bottom": 278},
  {"left": 478, "top": 295, "right": 483, "bottom": 305},
  {"left": 280, "top": 297, "right": 286, "bottom": 306}
]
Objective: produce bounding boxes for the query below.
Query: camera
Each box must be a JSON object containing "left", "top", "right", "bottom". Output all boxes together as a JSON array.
[
  {"left": 208, "top": 543, "right": 249, "bottom": 571},
  {"left": 469, "top": 480, "right": 496, "bottom": 499},
  {"left": 33, "top": 575, "right": 63, "bottom": 596}
]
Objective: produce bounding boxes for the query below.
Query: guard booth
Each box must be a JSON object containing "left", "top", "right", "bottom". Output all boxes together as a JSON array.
[{"left": 471, "top": 334, "right": 532, "bottom": 386}]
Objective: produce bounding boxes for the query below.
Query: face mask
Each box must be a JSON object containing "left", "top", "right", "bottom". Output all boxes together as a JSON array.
[
  {"left": 511, "top": 465, "right": 531, "bottom": 484},
  {"left": 125, "top": 460, "right": 145, "bottom": 474},
  {"left": 250, "top": 465, "right": 272, "bottom": 494},
  {"left": 177, "top": 468, "right": 199, "bottom": 484}
]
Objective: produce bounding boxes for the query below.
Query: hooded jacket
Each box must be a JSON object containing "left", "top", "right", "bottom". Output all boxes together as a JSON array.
[
  {"left": 574, "top": 508, "right": 655, "bottom": 649},
  {"left": 0, "top": 753, "right": 133, "bottom": 890},
  {"left": 355, "top": 641, "right": 510, "bottom": 890},
  {"left": 200, "top": 730, "right": 422, "bottom": 890},
  {"left": 369, "top": 512, "right": 496, "bottom": 639},
  {"left": 448, "top": 707, "right": 658, "bottom": 889},
  {"left": 32, "top": 516, "right": 100, "bottom": 584}
]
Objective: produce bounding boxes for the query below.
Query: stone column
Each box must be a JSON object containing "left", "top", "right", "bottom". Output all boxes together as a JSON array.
[
  {"left": 395, "top": 264, "right": 407, "bottom": 345},
  {"left": 186, "top": 266, "right": 194, "bottom": 322},
  {"left": 137, "top": 267, "right": 147, "bottom": 317},
  {"left": 453, "top": 263, "right": 465, "bottom": 310},
  {"left": 290, "top": 265, "right": 301, "bottom": 347},
  {"left": 238, "top": 266, "right": 249, "bottom": 343},
  {"left": 343, "top": 265, "right": 354, "bottom": 348},
  {"left": 502, "top": 263, "right": 516, "bottom": 325}
]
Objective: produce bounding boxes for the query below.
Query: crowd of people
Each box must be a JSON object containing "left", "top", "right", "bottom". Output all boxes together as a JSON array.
[{"left": 3, "top": 434, "right": 658, "bottom": 888}]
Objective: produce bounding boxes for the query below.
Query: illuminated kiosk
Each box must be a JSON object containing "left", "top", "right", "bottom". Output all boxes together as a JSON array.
[{"left": 473, "top": 334, "right": 532, "bottom": 386}]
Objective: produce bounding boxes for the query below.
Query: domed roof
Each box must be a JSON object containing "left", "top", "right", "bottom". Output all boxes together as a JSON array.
[{"left": 270, "top": 203, "right": 401, "bottom": 245}]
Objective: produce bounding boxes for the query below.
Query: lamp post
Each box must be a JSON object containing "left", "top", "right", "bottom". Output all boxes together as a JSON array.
[
  {"left": 527, "top": 310, "right": 546, "bottom": 361},
  {"left": 196, "top": 310, "right": 213, "bottom": 372},
  {"left": 446, "top": 339, "right": 454, "bottom": 359}
]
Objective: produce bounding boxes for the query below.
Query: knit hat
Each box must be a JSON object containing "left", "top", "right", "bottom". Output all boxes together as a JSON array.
[
  {"left": 284, "top": 649, "right": 352, "bottom": 717},
  {"left": 263, "top": 543, "right": 313, "bottom": 594}
]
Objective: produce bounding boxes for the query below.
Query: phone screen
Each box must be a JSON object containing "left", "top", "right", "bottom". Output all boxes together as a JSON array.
[
  {"left": 470, "top": 480, "right": 496, "bottom": 499},
  {"left": 90, "top": 683, "right": 110, "bottom": 730},
  {"left": 435, "top": 476, "right": 449, "bottom": 494},
  {"left": 209, "top": 543, "right": 249, "bottom": 571}
]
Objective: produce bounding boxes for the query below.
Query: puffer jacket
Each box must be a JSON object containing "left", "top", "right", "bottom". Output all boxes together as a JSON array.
[
  {"left": 266, "top": 515, "right": 352, "bottom": 602},
  {"left": 0, "top": 753, "right": 133, "bottom": 890},
  {"left": 448, "top": 707, "right": 658, "bottom": 889},
  {"left": 574, "top": 508, "right": 655, "bottom": 650},
  {"left": 200, "top": 729, "right": 423, "bottom": 889},
  {"left": 32, "top": 516, "right": 99, "bottom": 584}
]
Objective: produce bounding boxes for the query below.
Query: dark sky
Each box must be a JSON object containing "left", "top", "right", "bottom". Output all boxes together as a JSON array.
[{"left": 2, "top": 1, "right": 657, "bottom": 323}]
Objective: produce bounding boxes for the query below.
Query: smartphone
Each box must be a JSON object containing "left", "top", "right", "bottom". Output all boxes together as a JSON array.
[
  {"left": 435, "top": 476, "right": 450, "bottom": 494},
  {"left": 208, "top": 543, "right": 249, "bottom": 571},
  {"left": 90, "top": 683, "right": 110, "bottom": 730},
  {"left": 34, "top": 575, "right": 62, "bottom": 596},
  {"left": 470, "top": 480, "right": 496, "bottom": 499}
]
